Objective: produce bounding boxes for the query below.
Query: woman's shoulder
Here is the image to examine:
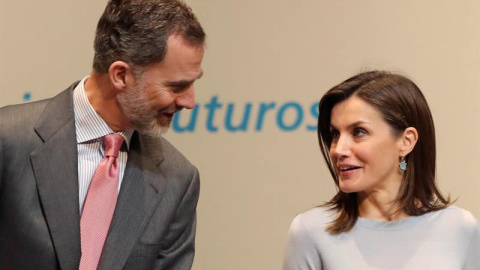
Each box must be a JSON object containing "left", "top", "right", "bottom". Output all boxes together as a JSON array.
[
  {"left": 430, "top": 206, "right": 479, "bottom": 232},
  {"left": 284, "top": 207, "right": 334, "bottom": 269},
  {"left": 289, "top": 206, "right": 336, "bottom": 236},
  {"left": 435, "top": 206, "right": 477, "bottom": 222}
]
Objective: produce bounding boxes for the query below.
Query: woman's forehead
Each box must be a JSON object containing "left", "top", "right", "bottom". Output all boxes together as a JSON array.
[{"left": 330, "top": 96, "right": 383, "bottom": 128}]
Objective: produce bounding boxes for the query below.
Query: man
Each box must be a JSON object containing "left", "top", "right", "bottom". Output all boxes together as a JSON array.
[{"left": 0, "top": 0, "right": 205, "bottom": 269}]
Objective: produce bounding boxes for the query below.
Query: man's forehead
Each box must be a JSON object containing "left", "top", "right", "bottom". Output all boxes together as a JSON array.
[{"left": 166, "top": 34, "right": 205, "bottom": 51}]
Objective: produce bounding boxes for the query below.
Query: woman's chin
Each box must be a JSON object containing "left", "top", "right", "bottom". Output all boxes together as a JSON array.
[
  {"left": 340, "top": 188, "right": 358, "bottom": 194},
  {"left": 339, "top": 181, "right": 361, "bottom": 193}
]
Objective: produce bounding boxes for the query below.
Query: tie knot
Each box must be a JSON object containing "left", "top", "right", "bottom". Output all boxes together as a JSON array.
[{"left": 104, "top": 133, "right": 124, "bottom": 158}]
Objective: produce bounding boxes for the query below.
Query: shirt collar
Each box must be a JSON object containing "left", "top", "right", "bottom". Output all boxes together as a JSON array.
[{"left": 73, "top": 76, "right": 134, "bottom": 149}]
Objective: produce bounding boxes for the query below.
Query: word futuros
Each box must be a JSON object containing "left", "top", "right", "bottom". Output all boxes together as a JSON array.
[{"left": 172, "top": 96, "right": 319, "bottom": 133}]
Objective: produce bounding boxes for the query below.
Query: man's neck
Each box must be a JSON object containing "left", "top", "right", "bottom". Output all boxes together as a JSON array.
[{"left": 84, "top": 72, "right": 132, "bottom": 132}]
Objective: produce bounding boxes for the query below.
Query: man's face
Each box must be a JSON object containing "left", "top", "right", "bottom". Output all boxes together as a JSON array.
[{"left": 117, "top": 34, "right": 204, "bottom": 137}]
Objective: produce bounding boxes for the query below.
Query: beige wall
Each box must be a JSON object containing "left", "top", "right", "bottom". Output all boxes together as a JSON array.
[{"left": 1, "top": 0, "right": 479, "bottom": 269}]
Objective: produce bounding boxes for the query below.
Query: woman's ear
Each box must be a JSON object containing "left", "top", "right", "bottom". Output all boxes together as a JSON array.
[
  {"left": 399, "top": 127, "right": 419, "bottom": 156},
  {"left": 108, "top": 61, "right": 134, "bottom": 91}
]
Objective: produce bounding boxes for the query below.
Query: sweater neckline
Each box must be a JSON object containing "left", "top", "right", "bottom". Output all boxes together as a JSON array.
[{"left": 356, "top": 213, "right": 431, "bottom": 231}]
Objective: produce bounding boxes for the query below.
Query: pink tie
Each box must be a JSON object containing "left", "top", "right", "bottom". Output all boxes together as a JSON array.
[{"left": 79, "top": 133, "right": 124, "bottom": 270}]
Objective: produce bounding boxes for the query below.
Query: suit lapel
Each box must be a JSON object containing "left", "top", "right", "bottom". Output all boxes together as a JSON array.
[
  {"left": 98, "top": 133, "right": 167, "bottom": 270},
  {"left": 31, "top": 84, "right": 82, "bottom": 270}
]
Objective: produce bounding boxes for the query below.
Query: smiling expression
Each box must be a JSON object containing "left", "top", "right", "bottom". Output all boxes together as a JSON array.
[
  {"left": 329, "top": 95, "right": 404, "bottom": 194},
  {"left": 117, "top": 34, "right": 204, "bottom": 137}
]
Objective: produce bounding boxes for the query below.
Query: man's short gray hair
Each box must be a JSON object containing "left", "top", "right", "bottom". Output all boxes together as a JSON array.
[{"left": 93, "top": 0, "right": 206, "bottom": 74}]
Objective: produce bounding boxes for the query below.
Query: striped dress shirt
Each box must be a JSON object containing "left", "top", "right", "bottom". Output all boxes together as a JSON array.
[{"left": 73, "top": 77, "right": 134, "bottom": 213}]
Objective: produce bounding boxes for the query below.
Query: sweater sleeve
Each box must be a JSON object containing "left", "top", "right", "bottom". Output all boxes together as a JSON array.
[
  {"left": 282, "top": 214, "right": 322, "bottom": 270},
  {"left": 463, "top": 216, "right": 480, "bottom": 270}
]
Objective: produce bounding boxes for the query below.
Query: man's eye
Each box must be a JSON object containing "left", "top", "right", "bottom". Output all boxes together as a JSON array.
[
  {"left": 173, "top": 86, "right": 188, "bottom": 92},
  {"left": 353, "top": 128, "right": 367, "bottom": 137},
  {"left": 172, "top": 83, "right": 193, "bottom": 93}
]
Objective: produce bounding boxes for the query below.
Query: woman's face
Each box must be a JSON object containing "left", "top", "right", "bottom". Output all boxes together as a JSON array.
[{"left": 329, "top": 95, "right": 403, "bottom": 194}]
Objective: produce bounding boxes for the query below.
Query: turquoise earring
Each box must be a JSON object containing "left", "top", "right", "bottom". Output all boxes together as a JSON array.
[{"left": 399, "top": 156, "right": 407, "bottom": 171}]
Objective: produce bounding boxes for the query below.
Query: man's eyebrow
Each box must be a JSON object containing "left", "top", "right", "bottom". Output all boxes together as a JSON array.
[
  {"left": 166, "top": 71, "right": 204, "bottom": 87},
  {"left": 166, "top": 80, "right": 193, "bottom": 87}
]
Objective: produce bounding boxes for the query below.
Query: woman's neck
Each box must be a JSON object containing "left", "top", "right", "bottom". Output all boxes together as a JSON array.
[{"left": 357, "top": 178, "right": 408, "bottom": 221}]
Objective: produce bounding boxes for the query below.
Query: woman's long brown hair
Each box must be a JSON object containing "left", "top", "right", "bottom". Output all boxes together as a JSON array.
[{"left": 318, "top": 71, "right": 451, "bottom": 234}]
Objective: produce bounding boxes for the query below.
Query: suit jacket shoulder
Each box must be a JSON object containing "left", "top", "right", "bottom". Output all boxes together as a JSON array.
[
  {"left": 0, "top": 82, "right": 77, "bottom": 145},
  {"left": 0, "top": 98, "right": 50, "bottom": 141}
]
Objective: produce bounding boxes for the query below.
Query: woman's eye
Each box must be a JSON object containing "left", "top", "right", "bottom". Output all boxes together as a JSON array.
[
  {"left": 353, "top": 128, "right": 367, "bottom": 137},
  {"left": 331, "top": 130, "right": 340, "bottom": 139}
]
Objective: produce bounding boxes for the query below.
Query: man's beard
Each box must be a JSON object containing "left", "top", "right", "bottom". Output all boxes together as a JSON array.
[{"left": 117, "top": 80, "right": 174, "bottom": 138}]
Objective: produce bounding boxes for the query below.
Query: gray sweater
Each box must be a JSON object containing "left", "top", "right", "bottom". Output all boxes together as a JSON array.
[{"left": 283, "top": 206, "right": 479, "bottom": 270}]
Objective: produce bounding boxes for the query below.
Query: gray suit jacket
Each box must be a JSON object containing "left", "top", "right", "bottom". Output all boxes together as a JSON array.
[{"left": 0, "top": 82, "right": 200, "bottom": 270}]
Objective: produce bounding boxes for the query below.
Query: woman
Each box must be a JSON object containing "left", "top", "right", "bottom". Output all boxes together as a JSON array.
[{"left": 283, "top": 71, "right": 479, "bottom": 270}]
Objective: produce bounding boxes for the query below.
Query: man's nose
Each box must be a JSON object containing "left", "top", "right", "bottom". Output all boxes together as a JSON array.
[{"left": 175, "top": 86, "right": 195, "bottom": 110}]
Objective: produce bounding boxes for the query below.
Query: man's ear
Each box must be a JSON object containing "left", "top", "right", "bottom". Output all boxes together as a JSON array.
[
  {"left": 399, "top": 127, "right": 419, "bottom": 157},
  {"left": 108, "top": 61, "right": 135, "bottom": 91}
]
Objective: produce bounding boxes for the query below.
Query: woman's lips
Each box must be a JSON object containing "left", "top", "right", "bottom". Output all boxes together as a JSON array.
[
  {"left": 337, "top": 165, "right": 362, "bottom": 178},
  {"left": 339, "top": 167, "right": 360, "bottom": 177}
]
